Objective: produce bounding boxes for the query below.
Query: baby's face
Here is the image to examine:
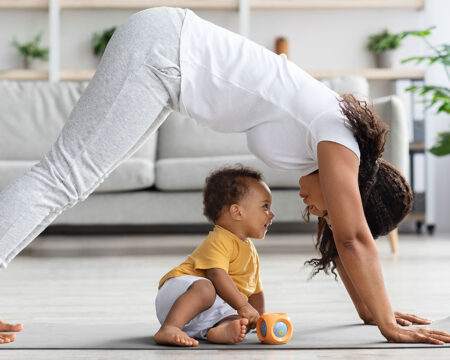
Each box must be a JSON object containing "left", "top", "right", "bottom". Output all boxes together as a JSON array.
[{"left": 238, "top": 179, "right": 275, "bottom": 239}]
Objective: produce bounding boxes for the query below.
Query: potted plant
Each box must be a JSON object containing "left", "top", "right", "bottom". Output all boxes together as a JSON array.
[
  {"left": 92, "top": 26, "right": 116, "bottom": 59},
  {"left": 400, "top": 27, "right": 449, "bottom": 156},
  {"left": 367, "top": 29, "right": 403, "bottom": 68},
  {"left": 11, "top": 32, "right": 49, "bottom": 69}
]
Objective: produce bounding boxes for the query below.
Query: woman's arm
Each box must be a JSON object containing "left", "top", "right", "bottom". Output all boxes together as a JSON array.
[
  {"left": 334, "top": 256, "right": 433, "bottom": 326},
  {"left": 248, "top": 291, "right": 265, "bottom": 315},
  {"left": 333, "top": 256, "right": 374, "bottom": 323},
  {"left": 317, "top": 141, "right": 450, "bottom": 344}
]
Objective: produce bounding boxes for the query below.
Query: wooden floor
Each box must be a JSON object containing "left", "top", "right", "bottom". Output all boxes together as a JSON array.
[{"left": 0, "top": 231, "right": 449, "bottom": 359}]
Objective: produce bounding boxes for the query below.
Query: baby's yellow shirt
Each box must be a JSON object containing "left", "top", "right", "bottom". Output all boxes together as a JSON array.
[{"left": 158, "top": 225, "right": 263, "bottom": 300}]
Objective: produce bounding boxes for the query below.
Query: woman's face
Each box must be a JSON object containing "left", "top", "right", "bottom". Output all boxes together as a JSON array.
[{"left": 298, "top": 172, "right": 332, "bottom": 228}]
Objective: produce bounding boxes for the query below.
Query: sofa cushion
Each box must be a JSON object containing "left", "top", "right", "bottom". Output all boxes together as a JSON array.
[
  {"left": 155, "top": 155, "right": 300, "bottom": 191},
  {"left": 0, "top": 80, "right": 157, "bottom": 162},
  {"left": 321, "top": 76, "right": 369, "bottom": 99},
  {"left": 157, "top": 112, "right": 250, "bottom": 159},
  {"left": 0, "top": 158, "right": 155, "bottom": 193},
  {"left": 53, "top": 189, "right": 306, "bottom": 225}
]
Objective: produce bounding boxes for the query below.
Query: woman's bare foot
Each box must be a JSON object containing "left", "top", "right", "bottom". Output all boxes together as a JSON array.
[
  {"left": 206, "top": 317, "right": 248, "bottom": 344},
  {"left": 154, "top": 325, "right": 199, "bottom": 347}
]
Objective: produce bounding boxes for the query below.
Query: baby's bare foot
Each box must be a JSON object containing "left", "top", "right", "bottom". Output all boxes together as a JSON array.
[
  {"left": 206, "top": 317, "right": 248, "bottom": 344},
  {"left": 154, "top": 325, "right": 199, "bottom": 347}
]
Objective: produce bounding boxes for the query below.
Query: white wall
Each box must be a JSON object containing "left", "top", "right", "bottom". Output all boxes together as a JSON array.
[{"left": 0, "top": 3, "right": 448, "bottom": 231}]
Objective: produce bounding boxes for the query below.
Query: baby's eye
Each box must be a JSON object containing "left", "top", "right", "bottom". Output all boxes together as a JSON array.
[{"left": 263, "top": 204, "right": 269, "bottom": 209}]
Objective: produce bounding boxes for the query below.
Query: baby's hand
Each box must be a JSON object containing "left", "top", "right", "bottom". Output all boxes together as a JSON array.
[{"left": 237, "top": 303, "right": 260, "bottom": 329}]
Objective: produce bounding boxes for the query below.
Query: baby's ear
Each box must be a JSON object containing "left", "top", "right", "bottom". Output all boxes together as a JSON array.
[{"left": 229, "top": 204, "right": 242, "bottom": 220}]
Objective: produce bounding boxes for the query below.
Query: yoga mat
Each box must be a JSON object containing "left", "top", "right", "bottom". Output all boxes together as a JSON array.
[{"left": 1, "top": 318, "right": 450, "bottom": 350}]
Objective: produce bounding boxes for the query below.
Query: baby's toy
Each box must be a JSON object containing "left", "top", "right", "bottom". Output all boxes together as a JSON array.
[{"left": 256, "top": 313, "right": 293, "bottom": 344}]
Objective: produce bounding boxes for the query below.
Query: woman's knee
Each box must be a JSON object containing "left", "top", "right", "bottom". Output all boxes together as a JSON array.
[{"left": 188, "top": 279, "right": 216, "bottom": 307}]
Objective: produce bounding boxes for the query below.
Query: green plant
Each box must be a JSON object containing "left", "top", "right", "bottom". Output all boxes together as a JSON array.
[
  {"left": 367, "top": 29, "right": 403, "bottom": 54},
  {"left": 400, "top": 27, "right": 450, "bottom": 156},
  {"left": 11, "top": 32, "right": 49, "bottom": 68},
  {"left": 92, "top": 27, "right": 116, "bottom": 57}
]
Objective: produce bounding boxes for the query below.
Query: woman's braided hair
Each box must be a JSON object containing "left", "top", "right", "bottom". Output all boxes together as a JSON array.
[{"left": 304, "top": 94, "right": 413, "bottom": 278}]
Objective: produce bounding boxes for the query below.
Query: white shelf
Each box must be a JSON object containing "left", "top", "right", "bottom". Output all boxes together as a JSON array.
[
  {"left": 0, "top": 0, "right": 424, "bottom": 9},
  {"left": 0, "top": 68, "right": 425, "bottom": 81}
]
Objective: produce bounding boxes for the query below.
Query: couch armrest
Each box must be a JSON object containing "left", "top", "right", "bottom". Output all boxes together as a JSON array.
[{"left": 372, "top": 95, "right": 410, "bottom": 181}]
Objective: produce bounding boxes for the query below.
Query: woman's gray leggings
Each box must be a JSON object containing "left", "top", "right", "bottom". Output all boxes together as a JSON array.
[{"left": 0, "top": 7, "right": 186, "bottom": 269}]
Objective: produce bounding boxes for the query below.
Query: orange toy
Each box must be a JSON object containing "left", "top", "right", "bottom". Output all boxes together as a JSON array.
[{"left": 256, "top": 313, "right": 293, "bottom": 344}]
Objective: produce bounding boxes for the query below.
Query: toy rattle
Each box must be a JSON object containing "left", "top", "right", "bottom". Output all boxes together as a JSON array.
[{"left": 256, "top": 312, "right": 293, "bottom": 344}]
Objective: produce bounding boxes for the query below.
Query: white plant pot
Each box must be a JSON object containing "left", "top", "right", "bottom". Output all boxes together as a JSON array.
[
  {"left": 374, "top": 50, "right": 398, "bottom": 68},
  {"left": 22, "top": 57, "right": 47, "bottom": 70}
]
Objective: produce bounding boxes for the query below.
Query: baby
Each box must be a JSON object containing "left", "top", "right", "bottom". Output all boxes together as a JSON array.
[{"left": 154, "top": 165, "right": 274, "bottom": 346}]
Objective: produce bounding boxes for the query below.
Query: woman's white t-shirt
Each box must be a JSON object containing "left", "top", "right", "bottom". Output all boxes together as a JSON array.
[{"left": 178, "top": 10, "right": 360, "bottom": 176}]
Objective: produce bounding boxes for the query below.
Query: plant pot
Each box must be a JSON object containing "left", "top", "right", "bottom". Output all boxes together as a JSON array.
[
  {"left": 23, "top": 57, "right": 31, "bottom": 69},
  {"left": 22, "top": 57, "right": 47, "bottom": 70},
  {"left": 374, "top": 50, "right": 397, "bottom": 68}
]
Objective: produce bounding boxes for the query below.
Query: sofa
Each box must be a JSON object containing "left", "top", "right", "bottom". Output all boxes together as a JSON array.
[{"left": 0, "top": 76, "right": 409, "bottom": 229}]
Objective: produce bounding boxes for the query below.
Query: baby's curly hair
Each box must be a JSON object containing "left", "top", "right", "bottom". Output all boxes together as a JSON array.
[{"left": 203, "top": 165, "right": 263, "bottom": 223}]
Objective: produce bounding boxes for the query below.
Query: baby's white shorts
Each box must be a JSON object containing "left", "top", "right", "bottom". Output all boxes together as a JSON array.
[{"left": 155, "top": 275, "right": 238, "bottom": 339}]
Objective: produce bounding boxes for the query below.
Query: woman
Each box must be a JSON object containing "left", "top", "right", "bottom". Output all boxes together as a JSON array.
[{"left": 0, "top": 7, "right": 449, "bottom": 345}]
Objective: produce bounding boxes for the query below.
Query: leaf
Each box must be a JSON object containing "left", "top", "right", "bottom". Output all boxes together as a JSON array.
[
  {"left": 399, "top": 26, "right": 435, "bottom": 39},
  {"left": 429, "top": 132, "right": 450, "bottom": 156},
  {"left": 401, "top": 56, "right": 425, "bottom": 64},
  {"left": 405, "top": 85, "right": 418, "bottom": 92},
  {"left": 437, "top": 102, "right": 450, "bottom": 114},
  {"left": 92, "top": 26, "right": 116, "bottom": 57}
]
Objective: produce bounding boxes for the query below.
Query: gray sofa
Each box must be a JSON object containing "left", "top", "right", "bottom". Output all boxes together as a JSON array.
[{"left": 0, "top": 77, "right": 409, "bottom": 228}]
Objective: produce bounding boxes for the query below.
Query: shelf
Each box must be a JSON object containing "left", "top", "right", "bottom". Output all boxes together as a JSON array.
[
  {"left": 0, "top": 69, "right": 49, "bottom": 80},
  {"left": 0, "top": 0, "right": 240, "bottom": 10},
  {"left": 0, "top": 0, "right": 424, "bottom": 10},
  {"left": 60, "top": 70, "right": 95, "bottom": 81},
  {"left": 406, "top": 212, "right": 425, "bottom": 222},
  {"left": 0, "top": 0, "right": 47, "bottom": 9},
  {"left": 309, "top": 69, "right": 425, "bottom": 80},
  {"left": 251, "top": 0, "right": 424, "bottom": 10},
  {"left": 0, "top": 69, "right": 95, "bottom": 81},
  {"left": 61, "top": 0, "right": 238, "bottom": 9},
  {"left": 0, "top": 68, "right": 425, "bottom": 81},
  {"left": 409, "top": 141, "right": 425, "bottom": 152}
]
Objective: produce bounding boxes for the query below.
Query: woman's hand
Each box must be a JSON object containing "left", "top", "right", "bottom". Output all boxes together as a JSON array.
[
  {"left": 393, "top": 312, "right": 432, "bottom": 326},
  {"left": 362, "top": 312, "right": 432, "bottom": 327},
  {"left": 237, "top": 303, "right": 260, "bottom": 329},
  {"left": 381, "top": 323, "right": 450, "bottom": 345},
  {"left": 0, "top": 317, "right": 23, "bottom": 344}
]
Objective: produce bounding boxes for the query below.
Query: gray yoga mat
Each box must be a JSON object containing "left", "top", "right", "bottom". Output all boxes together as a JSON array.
[{"left": 1, "top": 318, "right": 450, "bottom": 350}]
